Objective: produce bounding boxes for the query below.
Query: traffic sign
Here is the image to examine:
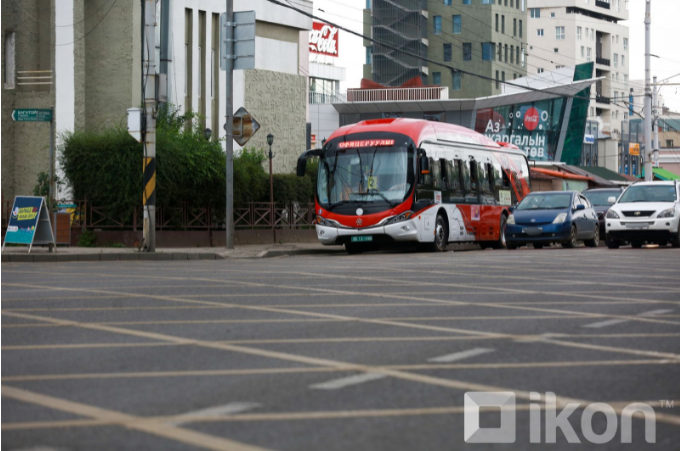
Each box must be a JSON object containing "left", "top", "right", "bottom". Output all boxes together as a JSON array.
[
  {"left": 226, "top": 107, "right": 260, "bottom": 146},
  {"left": 12, "top": 109, "right": 52, "bottom": 122},
  {"left": 220, "top": 11, "right": 255, "bottom": 71}
]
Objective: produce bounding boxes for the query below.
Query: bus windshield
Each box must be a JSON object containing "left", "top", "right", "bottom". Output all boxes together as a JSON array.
[{"left": 318, "top": 146, "right": 414, "bottom": 212}]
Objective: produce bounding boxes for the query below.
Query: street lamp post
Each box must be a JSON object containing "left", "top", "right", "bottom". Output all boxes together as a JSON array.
[
  {"left": 267, "top": 133, "right": 275, "bottom": 243},
  {"left": 203, "top": 128, "right": 212, "bottom": 141}
]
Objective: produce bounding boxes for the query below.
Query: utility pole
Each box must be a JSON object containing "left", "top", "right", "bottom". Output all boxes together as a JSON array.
[
  {"left": 225, "top": 0, "right": 235, "bottom": 249},
  {"left": 652, "top": 75, "right": 659, "bottom": 168},
  {"left": 143, "top": 0, "right": 157, "bottom": 251},
  {"left": 643, "top": 0, "right": 653, "bottom": 181},
  {"left": 49, "top": 105, "right": 55, "bottom": 253}
]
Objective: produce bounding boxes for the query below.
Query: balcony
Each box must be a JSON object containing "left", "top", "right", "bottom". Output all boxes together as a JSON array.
[
  {"left": 595, "top": 0, "right": 610, "bottom": 9},
  {"left": 346, "top": 86, "right": 449, "bottom": 102},
  {"left": 596, "top": 95, "right": 611, "bottom": 104},
  {"left": 309, "top": 92, "right": 347, "bottom": 105},
  {"left": 596, "top": 56, "right": 610, "bottom": 66}
]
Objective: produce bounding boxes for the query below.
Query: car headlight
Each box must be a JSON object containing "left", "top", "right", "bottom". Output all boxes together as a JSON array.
[
  {"left": 507, "top": 214, "right": 515, "bottom": 225},
  {"left": 553, "top": 213, "right": 567, "bottom": 224},
  {"left": 386, "top": 211, "right": 414, "bottom": 224},
  {"left": 606, "top": 210, "right": 620, "bottom": 219},
  {"left": 657, "top": 207, "right": 676, "bottom": 218}
]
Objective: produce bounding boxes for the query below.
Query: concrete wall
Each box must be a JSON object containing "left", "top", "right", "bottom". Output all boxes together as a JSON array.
[
  {"left": 1, "top": 0, "right": 55, "bottom": 201},
  {"left": 243, "top": 69, "right": 307, "bottom": 173}
]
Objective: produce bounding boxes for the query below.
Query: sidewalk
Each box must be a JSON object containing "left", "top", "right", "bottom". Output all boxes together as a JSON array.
[{"left": 0, "top": 243, "right": 344, "bottom": 263}]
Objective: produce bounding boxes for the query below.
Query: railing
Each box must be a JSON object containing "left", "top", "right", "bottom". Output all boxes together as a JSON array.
[
  {"left": 596, "top": 56, "right": 610, "bottom": 66},
  {"left": 596, "top": 95, "right": 611, "bottom": 104},
  {"left": 595, "top": 0, "right": 610, "bottom": 9},
  {"left": 1, "top": 199, "right": 317, "bottom": 231},
  {"left": 346, "top": 86, "right": 449, "bottom": 102},
  {"left": 309, "top": 91, "right": 347, "bottom": 105}
]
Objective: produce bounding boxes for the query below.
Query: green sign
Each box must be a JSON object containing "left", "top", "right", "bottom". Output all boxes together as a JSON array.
[{"left": 11, "top": 109, "right": 52, "bottom": 122}]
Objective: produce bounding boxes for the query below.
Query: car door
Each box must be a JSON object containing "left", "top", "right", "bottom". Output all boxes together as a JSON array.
[
  {"left": 580, "top": 195, "right": 597, "bottom": 236},
  {"left": 572, "top": 195, "right": 587, "bottom": 239}
]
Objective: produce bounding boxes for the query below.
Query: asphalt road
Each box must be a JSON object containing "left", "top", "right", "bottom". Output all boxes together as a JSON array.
[{"left": 2, "top": 246, "right": 680, "bottom": 450}]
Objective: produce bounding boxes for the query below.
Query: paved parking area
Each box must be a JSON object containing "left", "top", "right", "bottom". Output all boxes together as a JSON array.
[{"left": 2, "top": 247, "right": 680, "bottom": 450}]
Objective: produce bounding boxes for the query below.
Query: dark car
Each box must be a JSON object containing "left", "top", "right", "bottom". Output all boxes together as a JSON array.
[
  {"left": 505, "top": 191, "right": 600, "bottom": 249},
  {"left": 583, "top": 188, "right": 624, "bottom": 235}
]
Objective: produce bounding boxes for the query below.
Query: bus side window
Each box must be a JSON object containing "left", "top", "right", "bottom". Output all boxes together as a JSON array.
[
  {"left": 448, "top": 160, "right": 465, "bottom": 203},
  {"left": 430, "top": 157, "right": 442, "bottom": 190},
  {"left": 479, "top": 162, "right": 495, "bottom": 205},
  {"left": 464, "top": 159, "right": 478, "bottom": 204}
]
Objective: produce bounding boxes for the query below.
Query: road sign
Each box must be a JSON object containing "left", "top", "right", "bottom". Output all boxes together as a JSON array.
[
  {"left": 220, "top": 11, "right": 255, "bottom": 71},
  {"left": 12, "top": 109, "right": 52, "bottom": 122},
  {"left": 226, "top": 107, "right": 260, "bottom": 146}
]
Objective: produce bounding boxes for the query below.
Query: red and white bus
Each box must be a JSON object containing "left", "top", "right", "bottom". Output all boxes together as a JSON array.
[{"left": 297, "top": 118, "right": 531, "bottom": 253}]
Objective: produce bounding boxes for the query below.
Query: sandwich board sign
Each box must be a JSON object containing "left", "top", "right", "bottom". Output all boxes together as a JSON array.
[{"left": 2, "top": 196, "right": 56, "bottom": 253}]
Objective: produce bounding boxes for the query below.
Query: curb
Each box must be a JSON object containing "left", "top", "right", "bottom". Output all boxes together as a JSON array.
[
  {"left": 1, "top": 252, "right": 224, "bottom": 263},
  {"left": 259, "top": 248, "right": 345, "bottom": 258}
]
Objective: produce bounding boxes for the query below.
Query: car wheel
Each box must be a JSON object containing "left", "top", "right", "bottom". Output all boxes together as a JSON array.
[
  {"left": 585, "top": 227, "right": 600, "bottom": 248},
  {"left": 431, "top": 214, "right": 448, "bottom": 252},
  {"left": 492, "top": 215, "right": 508, "bottom": 250},
  {"left": 561, "top": 225, "right": 578, "bottom": 248},
  {"left": 631, "top": 241, "right": 643, "bottom": 249},
  {"left": 605, "top": 235, "right": 620, "bottom": 249},
  {"left": 533, "top": 243, "right": 544, "bottom": 249},
  {"left": 671, "top": 229, "right": 680, "bottom": 248}
]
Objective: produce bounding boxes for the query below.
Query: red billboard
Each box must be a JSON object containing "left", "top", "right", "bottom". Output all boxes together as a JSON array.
[{"left": 309, "top": 21, "right": 339, "bottom": 57}]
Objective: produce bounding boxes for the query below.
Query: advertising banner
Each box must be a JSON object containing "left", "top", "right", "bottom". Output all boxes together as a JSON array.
[
  {"left": 2, "top": 196, "right": 55, "bottom": 252},
  {"left": 309, "top": 21, "right": 339, "bottom": 57}
]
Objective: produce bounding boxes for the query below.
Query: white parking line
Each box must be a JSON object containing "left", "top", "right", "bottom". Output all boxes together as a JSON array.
[
  {"left": 427, "top": 348, "right": 495, "bottom": 363},
  {"left": 310, "top": 373, "right": 386, "bottom": 390},
  {"left": 583, "top": 309, "right": 674, "bottom": 329},
  {"left": 167, "top": 402, "right": 261, "bottom": 425}
]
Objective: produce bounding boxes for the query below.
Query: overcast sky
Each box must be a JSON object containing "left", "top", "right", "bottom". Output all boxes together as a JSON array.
[{"left": 311, "top": 0, "right": 680, "bottom": 113}]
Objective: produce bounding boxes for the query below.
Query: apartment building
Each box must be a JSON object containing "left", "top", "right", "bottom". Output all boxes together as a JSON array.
[
  {"left": 526, "top": 0, "right": 629, "bottom": 172},
  {"left": 363, "top": 0, "right": 528, "bottom": 98}
]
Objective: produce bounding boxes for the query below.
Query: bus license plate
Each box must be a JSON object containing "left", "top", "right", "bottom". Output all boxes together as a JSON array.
[{"left": 351, "top": 236, "right": 373, "bottom": 242}]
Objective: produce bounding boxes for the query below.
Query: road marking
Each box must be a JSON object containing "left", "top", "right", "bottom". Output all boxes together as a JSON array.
[
  {"left": 584, "top": 309, "right": 674, "bottom": 328},
  {"left": 310, "top": 373, "right": 386, "bottom": 390},
  {"left": 168, "top": 403, "right": 260, "bottom": 426},
  {"left": 1, "top": 385, "right": 272, "bottom": 451},
  {"left": 428, "top": 348, "right": 494, "bottom": 363}
]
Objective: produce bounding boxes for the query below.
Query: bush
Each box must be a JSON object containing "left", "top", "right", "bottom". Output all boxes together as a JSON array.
[{"left": 263, "top": 173, "right": 314, "bottom": 204}]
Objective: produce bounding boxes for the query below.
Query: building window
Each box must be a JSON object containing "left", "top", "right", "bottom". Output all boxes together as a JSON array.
[
  {"left": 502, "top": 71, "right": 505, "bottom": 83},
  {"left": 556, "top": 26, "right": 565, "bottom": 40},
  {"left": 587, "top": 48, "right": 592, "bottom": 61},
  {"left": 613, "top": 53, "right": 618, "bottom": 67},
  {"left": 3, "top": 32, "right": 15, "bottom": 90},
  {"left": 198, "top": 46, "right": 202, "bottom": 98},
  {"left": 495, "top": 14, "right": 499, "bottom": 32},
  {"left": 184, "top": 44, "right": 188, "bottom": 94},
  {"left": 550, "top": 12, "right": 555, "bottom": 17},
  {"left": 621, "top": 54, "right": 625, "bottom": 66},
  {"left": 482, "top": 42, "right": 494, "bottom": 60},
  {"left": 463, "top": 43, "right": 472, "bottom": 61},
  {"left": 463, "top": 0, "right": 471, "bottom": 4},
  {"left": 444, "top": 0, "right": 451, "bottom": 5},
  {"left": 496, "top": 70, "right": 500, "bottom": 89},
  {"left": 453, "top": 15, "right": 461, "bottom": 34},
  {"left": 537, "top": 68, "right": 544, "bottom": 73},
  {"left": 616, "top": 35, "right": 619, "bottom": 44},
  {"left": 501, "top": 15, "right": 505, "bottom": 34},
  {"left": 666, "top": 139, "right": 674, "bottom": 148},
  {"left": 519, "top": 20, "right": 522, "bottom": 38},
  {"left": 433, "top": 72, "right": 441, "bottom": 85},
  {"left": 366, "top": 0, "right": 371, "bottom": 8},
  {"left": 537, "top": 28, "right": 544, "bottom": 36},
  {"left": 433, "top": 16, "right": 442, "bottom": 34},
  {"left": 577, "top": 26, "right": 582, "bottom": 40},
  {"left": 624, "top": 74, "right": 628, "bottom": 86},
  {"left": 516, "top": 46, "right": 520, "bottom": 63},
  {"left": 452, "top": 71, "right": 461, "bottom": 90},
  {"left": 623, "top": 37, "right": 628, "bottom": 50},
  {"left": 554, "top": 48, "right": 559, "bottom": 53},
  {"left": 510, "top": 45, "right": 514, "bottom": 64},
  {"left": 366, "top": 46, "right": 372, "bottom": 65},
  {"left": 530, "top": 8, "right": 540, "bottom": 18},
  {"left": 504, "top": 44, "right": 508, "bottom": 62},
  {"left": 443, "top": 43, "right": 452, "bottom": 62},
  {"left": 482, "top": 0, "right": 492, "bottom": 3},
  {"left": 498, "top": 43, "right": 502, "bottom": 61},
  {"left": 513, "top": 18, "right": 517, "bottom": 36},
  {"left": 211, "top": 50, "right": 214, "bottom": 98},
  {"left": 590, "top": 29, "right": 594, "bottom": 40}
]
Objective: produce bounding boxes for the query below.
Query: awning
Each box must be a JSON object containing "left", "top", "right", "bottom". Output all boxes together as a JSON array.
[
  {"left": 531, "top": 167, "right": 593, "bottom": 181},
  {"left": 653, "top": 167, "right": 680, "bottom": 181}
]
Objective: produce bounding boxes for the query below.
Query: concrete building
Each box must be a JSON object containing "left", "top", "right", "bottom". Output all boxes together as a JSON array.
[
  {"left": 526, "top": 0, "right": 629, "bottom": 173},
  {"left": 1, "top": 0, "right": 312, "bottom": 202},
  {"left": 363, "top": 0, "right": 528, "bottom": 98}
]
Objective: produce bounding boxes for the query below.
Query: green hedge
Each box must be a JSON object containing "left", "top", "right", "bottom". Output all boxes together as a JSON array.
[{"left": 59, "top": 108, "right": 317, "bottom": 221}]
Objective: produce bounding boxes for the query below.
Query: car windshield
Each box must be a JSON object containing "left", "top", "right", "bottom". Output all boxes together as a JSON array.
[
  {"left": 317, "top": 146, "right": 413, "bottom": 211},
  {"left": 583, "top": 190, "right": 620, "bottom": 206},
  {"left": 516, "top": 193, "right": 572, "bottom": 210},
  {"left": 618, "top": 185, "right": 678, "bottom": 203}
]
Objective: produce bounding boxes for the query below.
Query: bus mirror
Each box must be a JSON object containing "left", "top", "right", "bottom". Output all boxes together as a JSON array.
[
  {"left": 420, "top": 156, "right": 430, "bottom": 174},
  {"left": 296, "top": 158, "right": 307, "bottom": 177}
]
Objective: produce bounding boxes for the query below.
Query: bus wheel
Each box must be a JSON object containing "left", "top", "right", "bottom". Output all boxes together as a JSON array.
[
  {"left": 431, "top": 214, "right": 448, "bottom": 252},
  {"left": 492, "top": 215, "right": 508, "bottom": 249}
]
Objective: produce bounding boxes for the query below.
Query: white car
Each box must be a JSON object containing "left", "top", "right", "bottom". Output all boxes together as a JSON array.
[{"left": 605, "top": 180, "right": 680, "bottom": 249}]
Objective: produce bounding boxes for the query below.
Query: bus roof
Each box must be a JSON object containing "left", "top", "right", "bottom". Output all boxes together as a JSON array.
[{"left": 327, "top": 118, "right": 522, "bottom": 154}]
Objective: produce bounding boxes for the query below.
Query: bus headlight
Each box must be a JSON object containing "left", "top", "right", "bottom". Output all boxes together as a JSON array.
[
  {"left": 386, "top": 211, "right": 414, "bottom": 225},
  {"left": 317, "top": 216, "right": 342, "bottom": 227},
  {"left": 507, "top": 214, "right": 515, "bottom": 225},
  {"left": 553, "top": 213, "right": 567, "bottom": 224}
]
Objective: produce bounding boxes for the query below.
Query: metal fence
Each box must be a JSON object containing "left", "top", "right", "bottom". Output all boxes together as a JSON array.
[{"left": 1, "top": 199, "right": 317, "bottom": 231}]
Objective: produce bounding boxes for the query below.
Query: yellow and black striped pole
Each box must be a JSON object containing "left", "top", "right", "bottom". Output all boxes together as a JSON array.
[{"left": 143, "top": 157, "right": 156, "bottom": 209}]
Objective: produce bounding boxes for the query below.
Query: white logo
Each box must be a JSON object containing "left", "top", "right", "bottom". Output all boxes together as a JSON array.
[
  {"left": 356, "top": 218, "right": 363, "bottom": 226},
  {"left": 356, "top": 208, "right": 363, "bottom": 216},
  {"left": 464, "top": 391, "right": 656, "bottom": 444}
]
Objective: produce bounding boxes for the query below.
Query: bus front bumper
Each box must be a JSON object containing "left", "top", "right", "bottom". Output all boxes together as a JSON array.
[{"left": 316, "top": 220, "right": 420, "bottom": 246}]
